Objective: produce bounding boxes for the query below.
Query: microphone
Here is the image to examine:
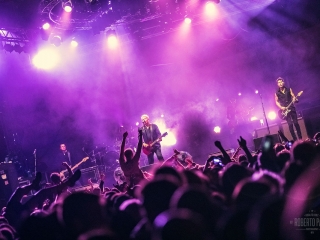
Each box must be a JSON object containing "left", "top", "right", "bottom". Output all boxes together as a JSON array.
[{"left": 33, "top": 149, "right": 37, "bottom": 155}]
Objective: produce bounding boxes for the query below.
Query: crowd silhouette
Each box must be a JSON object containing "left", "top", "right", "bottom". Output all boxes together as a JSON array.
[{"left": 1, "top": 131, "right": 320, "bottom": 240}]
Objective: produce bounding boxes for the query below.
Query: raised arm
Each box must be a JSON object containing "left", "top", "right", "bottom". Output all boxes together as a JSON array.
[
  {"left": 214, "top": 141, "right": 231, "bottom": 165},
  {"left": 237, "top": 136, "right": 254, "bottom": 164},
  {"left": 119, "top": 131, "right": 128, "bottom": 165},
  {"left": 133, "top": 129, "right": 143, "bottom": 161}
]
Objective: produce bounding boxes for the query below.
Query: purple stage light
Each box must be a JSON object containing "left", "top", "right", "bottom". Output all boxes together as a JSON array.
[
  {"left": 135, "top": 122, "right": 139, "bottom": 126},
  {"left": 107, "top": 35, "right": 118, "bottom": 49},
  {"left": 42, "top": 23, "right": 50, "bottom": 30},
  {"left": 238, "top": 92, "right": 242, "bottom": 96},
  {"left": 255, "top": 90, "right": 259, "bottom": 94},
  {"left": 214, "top": 126, "right": 221, "bottom": 133},
  {"left": 32, "top": 48, "right": 60, "bottom": 70},
  {"left": 205, "top": 1, "right": 218, "bottom": 18},
  {"left": 161, "top": 114, "right": 164, "bottom": 118},
  {"left": 71, "top": 39, "right": 78, "bottom": 47},
  {"left": 268, "top": 111, "right": 276, "bottom": 120},
  {"left": 184, "top": 17, "right": 192, "bottom": 24}
]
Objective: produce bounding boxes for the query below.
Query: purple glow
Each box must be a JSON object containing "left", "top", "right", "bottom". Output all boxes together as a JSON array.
[
  {"left": 184, "top": 17, "right": 192, "bottom": 24},
  {"left": 71, "top": 40, "right": 78, "bottom": 47},
  {"left": 107, "top": 35, "right": 118, "bottom": 49},
  {"left": 255, "top": 90, "right": 259, "bottom": 94},
  {"left": 214, "top": 126, "right": 221, "bottom": 133},
  {"left": 135, "top": 122, "right": 139, "bottom": 126},
  {"left": 64, "top": 5, "right": 72, "bottom": 13},
  {"left": 42, "top": 23, "right": 50, "bottom": 30},
  {"left": 32, "top": 48, "right": 60, "bottom": 70},
  {"left": 238, "top": 92, "right": 242, "bottom": 96},
  {"left": 268, "top": 111, "right": 277, "bottom": 120},
  {"left": 250, "top": 116, "right": 258, "bottom": 121},
  {"left": 161, "top": 114, "right": 164, "bottom": 118},
  {"left": 216, "top": 98, "right": 219, "bottom": 101}
]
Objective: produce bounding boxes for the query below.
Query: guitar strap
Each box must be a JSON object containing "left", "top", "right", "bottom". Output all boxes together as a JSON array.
[{"left": 150, "top": 124, "right": 153, "bottom": 142}]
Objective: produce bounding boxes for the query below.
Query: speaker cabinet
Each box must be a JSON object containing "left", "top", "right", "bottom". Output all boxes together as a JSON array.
[
  {"left": 254, "top": 118, "right": 308, "bottom": 141},
  {"left": 280, "top": 117, "right": 308, "bottom": 140}
]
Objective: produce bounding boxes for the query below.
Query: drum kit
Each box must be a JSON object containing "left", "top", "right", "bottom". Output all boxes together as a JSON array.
[{"left": 85, "top": 130, "right": 138, "bottom": 172}]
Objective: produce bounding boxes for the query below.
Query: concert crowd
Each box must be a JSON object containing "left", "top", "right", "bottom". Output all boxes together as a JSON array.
[{"left": 1, "top": 132, "right": 320, "bottom": 240}]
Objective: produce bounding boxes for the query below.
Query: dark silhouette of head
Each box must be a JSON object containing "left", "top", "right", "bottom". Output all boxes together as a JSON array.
[
  {"left": 152, "top": 209, "right": 210, "bottom": 240},
  {"left": 124, "top": 148, "right": 134, "bottom": 161},
  {"left": 139, "top": 178, "right": 179, "bottom": 223}
]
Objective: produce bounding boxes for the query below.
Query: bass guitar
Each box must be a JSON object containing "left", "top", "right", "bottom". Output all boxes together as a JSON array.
[
  {"left": 278, "top": 91, "right": 303, "bottom": 120},
  {"left": 143, "top": 132, "right": 168, "bottom": 155},
  {"left": 60, "top": 157, "right": 89, "bottom": 180}
]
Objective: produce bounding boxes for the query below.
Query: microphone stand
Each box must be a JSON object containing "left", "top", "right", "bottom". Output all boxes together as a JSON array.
[
  {"left": 33, "top": 149, "right": 37, "bottom": 175},
  {"left": 259, "top": 93, "right": 270, "bottom": 135}
]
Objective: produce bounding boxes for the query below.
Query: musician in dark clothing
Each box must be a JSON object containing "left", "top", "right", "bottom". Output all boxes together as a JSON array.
[
  {"left": 55, "top": 144, "right": 72, "bottom": 171},
  {"left": 275, "top": 77, "right": 302, "bottom": 141},
  {"left": 141, "top": 114, "right": 164, "bottom": 164}
]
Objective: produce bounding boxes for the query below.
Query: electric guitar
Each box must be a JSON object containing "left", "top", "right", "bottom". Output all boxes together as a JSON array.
[
  {"left": 278, "top": 91, "right": 303, "bottom": 120},
  {"left": 60, "top": 157, "right": 89, "bottom": 180},
  {"left": 142, "top": 132, "right": 168, "bottom": 155}
]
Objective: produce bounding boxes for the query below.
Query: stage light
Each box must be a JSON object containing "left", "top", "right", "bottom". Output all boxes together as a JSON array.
[
  {"left": 255, "top": 90, "right": 259, "bottom": 94},
  {"left": 42, "top": 23, "right": 50, "bottom": 30},
  {"left": 62, "top": 0, "right": 73, "bottom": 12},
  {"left": 238, "top": 92, "right": 242, "bottom": 96},
  {"left": 161, "top": 114, "right": 164, "bottom": 118},
  {"left": 70, "top": 39, "right": 78, "bottom": 47},
  {"left": 161, "top": 132, "right": 177, "bottom": 146},
  {"left": 107, "top": 35, "right": 118, "bottom": 49},
  {"left": 184, "top": 17, "right": 192, "bottom": 24},
  {"left": 135, "top": 122, "right": 139, "bottom": 126},
  {"left": 214, "top": 126, "right": 221, "bottom": 133},
  {"left": 205, "top": 1, "right": 219, "bottom": 18},
  {"left": 268, "top": 111, "right": 277, "bottom": 120},
  {"left": 32, "top": 48, "right": 60, "bottom": 70},
  {"left": 250, "top": 116, "right": 258, "bottom": 121},
  {"left": 216, "top": 98, "right": 219, "bottom": 101},
  {"left": 51, "top": 35, "right": 62, "bottom": 47}
]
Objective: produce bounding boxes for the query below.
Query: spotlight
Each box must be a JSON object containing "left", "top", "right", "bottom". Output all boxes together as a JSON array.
[
  {"left": 51, "top": 35, "right": 62, "bottom": 47},
  {"left": 106, "top": 30, "right": 118, "bottom": 49},
  {"left": 268, "top": 111, "right": 277, "bottom": 120},
  {"left": 216, "top": 98, "right": 219, "bottom": 101},
  {"left": 32, "top": 48, "right": 60, "bottom": 70},
  {"left": 70, "top": 39, "right": 78, "bottom": 47},
  {"left": 184, "top": 17, "right": 192, "bottom": 24},
  {"left": 42, "top": 23, "right": 50, "bottom": 30},
  {"left": 255, "top": 90, "right": 259, "bottom": 94},
  {"left": 214, "top": 126, "right": 221, "bottom": 133},
  {"left": 161, "top": 114, "right": 164, "bottom": 118},
  {"left": 135, "top": 122, "right": 139, "bottom": 126},
  {"left": 238, "top": 92, "right": 242, "bottom": 96},
  {"left": 250, "top": 116, "right": 258, "bottom": 121},
  {"left": 62, "top": 0, "right": 73, "bottom": 12}
]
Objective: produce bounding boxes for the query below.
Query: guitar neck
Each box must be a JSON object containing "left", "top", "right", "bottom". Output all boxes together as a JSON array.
[{"left": 149, "top": 137, "right": 161, "bottom": 147}]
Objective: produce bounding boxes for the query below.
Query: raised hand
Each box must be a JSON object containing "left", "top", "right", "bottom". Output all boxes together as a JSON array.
[
  {"left": 123, "top": 131, "right": 128, "bottom": 138},
  {"left": 237, "top": 136, "right": 247, "bottom": 148},
  {"left": 214, "top": 141, "right": 222, "bottom": 149}
]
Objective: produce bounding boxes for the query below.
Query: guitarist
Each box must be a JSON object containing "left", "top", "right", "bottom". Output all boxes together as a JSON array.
[
  {"left": 140, "top": 114, "right": 164, "bottom": 164},
  {"left": 275, "top": 77, "right": 302, "bottom": 141}
]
